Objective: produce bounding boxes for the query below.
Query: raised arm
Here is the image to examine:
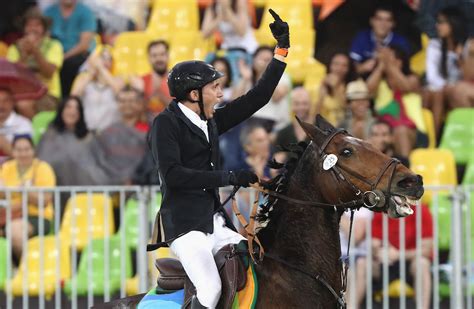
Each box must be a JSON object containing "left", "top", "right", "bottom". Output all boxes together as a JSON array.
[{"left": 214, "top": 9, "right": 289, "bottom": 134}]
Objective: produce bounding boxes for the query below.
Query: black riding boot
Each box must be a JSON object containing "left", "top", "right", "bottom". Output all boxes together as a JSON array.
[{"left": 190, "top": 295, "right": 207, "bottom": 309}]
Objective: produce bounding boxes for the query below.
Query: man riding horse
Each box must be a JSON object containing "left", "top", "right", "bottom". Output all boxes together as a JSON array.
[{"left": 149, "top": 10, "right": 290, "bottom": 308}]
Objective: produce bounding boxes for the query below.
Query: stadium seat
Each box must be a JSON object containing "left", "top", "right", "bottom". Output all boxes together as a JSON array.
[
  {"left": 439, "top": 108, "right": 474, "bottom": 165},
  {"left": 431, "top": 193, "right": 452, "bottom": 250},
  {"left": 126, "top": 246, "right": 173, "bottom": 296},
  {"left": 410, "top": 33, "right": 429, "bottom": 76},
  {"left": 409, "top": 149, "right": 457, "bottom": 205},
  {"left": 64, "top": 236, "right": 132, "bottom": 296},
  {"left": 59, "top": 193, "right": 115, "bottom": 251},
  {"left": 303, "top": 60, "right": 327, "bottom": 112},
  {"left": 146, "top": 0, "right": 199, "bottom": 39},
  {"left": 463, "top": 156, "right": 474, "bottom": 184},
  {"left": 120, "top": 194, "right": 162, "bottom": 249},
  {"left": 32, "top": 111, "right": 56, "bottom": 144},
  {"left": 0, "top": 238, "right": 7, "bottom": 290},
  {"left": 422, "top": 108, "right": 436, "bottom": 148},
  {"left": 11, "top": 236, "right": 71, "bottom": 298},
  {"left": 169, "top": 31, "right": 216, "bottom": 68},
  {"left": 280, "top": 29, "right": 317, "bottom": 84},
  {"left": 254, "top": 0, "right": 313, "bottom": 46},
  {"left": 112, "top": 31, "right": 155, "bottom": 76}
]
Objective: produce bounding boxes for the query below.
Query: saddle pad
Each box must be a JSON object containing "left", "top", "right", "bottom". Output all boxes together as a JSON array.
[
  {"left": 232, "top": 263, "right": 258, "bottom": 309},
  {"left": 137, "top": 289, "right": 184, "bottom": 309},
  {"left": 137, "top": 264, "right": 258, "bottom": 309}
]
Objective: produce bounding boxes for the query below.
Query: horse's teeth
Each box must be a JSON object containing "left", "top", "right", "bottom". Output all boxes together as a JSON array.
[{"left": 393, "top": 196, "right": 403, "bottom": 204}]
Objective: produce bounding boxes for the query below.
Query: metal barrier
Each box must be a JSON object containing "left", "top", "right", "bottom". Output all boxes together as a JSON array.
[{"left": 0, "top": 185, "right": 472, "bottom": 308}]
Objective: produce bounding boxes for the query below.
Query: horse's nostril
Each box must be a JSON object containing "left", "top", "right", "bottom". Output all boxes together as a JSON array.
[{"left": 398, "top": 175, "right": 421, "bottom": 189}]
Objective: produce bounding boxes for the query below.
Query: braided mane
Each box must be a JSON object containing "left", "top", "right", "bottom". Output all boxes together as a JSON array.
[{"left": 257, "top": 141, "right": 309, "bottom": 224}]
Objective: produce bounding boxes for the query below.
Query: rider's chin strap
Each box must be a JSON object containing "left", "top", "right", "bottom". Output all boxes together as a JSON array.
[{"left": 188, "top": 89, "right": 207, "bottom": 120}]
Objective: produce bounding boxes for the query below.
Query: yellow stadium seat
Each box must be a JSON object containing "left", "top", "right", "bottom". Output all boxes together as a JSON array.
[
  {"left": 303, "top": 60, "right": 327, "bottom": 113},
  {"left": 254, "top": 0, "right": 313, "bottom": 46},
  {"left": 410, "top": 33, "right": 429, "bottom": 76},
  {"left": 374, "top": 279, "right": 415, "bottom": 301},
  {"left": 11, "top": 236, "right": 70, "bottom": 298},
  {"left": 113, "top": 31, "right": 155, "bottom": 76},
  {"left": 409, "top": 149, "right": 457, "bottom": 205},
  {"left": 59, "top": 193, "right": 115, "bottom": 251},
  {"left": 422, "top": 108, "right": 436, "bottom": 148},
  {"left": 146, "top": 0, "right": 199, "bottom": 39},
  {"left": 169, "top": 31, "right": 216, "bottom": 67},
  {"left": 284, "top": 29, "right": 317, "bottom": 84}
]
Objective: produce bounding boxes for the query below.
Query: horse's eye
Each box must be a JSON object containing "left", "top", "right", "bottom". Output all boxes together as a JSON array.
[{"left": 341, "top": 148, "right": 352, "bottom": 157}]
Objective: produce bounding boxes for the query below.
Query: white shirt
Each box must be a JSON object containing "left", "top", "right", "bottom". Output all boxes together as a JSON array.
[
  {"left": 252, "top": 73, "right": 292, "bottom": 131},
  {"left": 340, "top": 208, "right": 373, "bottom": 257},
  {"left": 426, "top": 39, "right": 461, "bottom": 91},
  {"left": 0, "top": 112, "right": 33, "bottom": 141},
  {"left": 178, "top": 102, "right": 209, "bottom": 142}
]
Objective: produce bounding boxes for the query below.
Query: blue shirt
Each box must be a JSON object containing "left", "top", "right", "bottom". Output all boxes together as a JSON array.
[
  {"left": 44, "top": 3, "right": 97, "bottom": 53},
  {"left": 349, "top": 29, "right": 410, "bottom": 63}
]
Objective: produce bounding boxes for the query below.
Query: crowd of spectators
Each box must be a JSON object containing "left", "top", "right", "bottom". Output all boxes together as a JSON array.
[{"left": 0, "top": 0, "right": 472, "bottom": 305}]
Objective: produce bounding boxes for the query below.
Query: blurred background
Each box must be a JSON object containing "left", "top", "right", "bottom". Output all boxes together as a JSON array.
[{"left": 0, "top": 0, "right": 473, "bottom": 308}]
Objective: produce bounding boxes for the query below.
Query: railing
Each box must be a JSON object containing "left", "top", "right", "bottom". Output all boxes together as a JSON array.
[{"left": 0, "top": 185, "right": 472, "bottom": 309}]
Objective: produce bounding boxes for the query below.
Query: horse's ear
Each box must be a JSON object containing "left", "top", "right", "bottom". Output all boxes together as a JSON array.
[
  {"left": 315, "top": 114, "right": 336, "bottom": 133},
  {"left": 295, "top": 116, "right": 327, "bottom": 144}
]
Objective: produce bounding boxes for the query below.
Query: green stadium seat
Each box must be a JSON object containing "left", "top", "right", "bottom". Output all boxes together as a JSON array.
[
  {"left": 32, "top": 111, "right": 56, "bottom": 144},
  {"left": 0, "top": 237, "right": 8, "bottom": 290},
  {"left": 64, "top": 236, "right": 132, "bottom": 296},
  {"left": 120, "top": 193, "right": 162, "bottom": 249},
  {"left": 432, "top": 194, "right": 452, "bottom": 250},
  {"left": 439, "top": 108, "right": 474, "bottom": 165},
  {"left": 462, "top": 156, "right": 474, "bottom": 184}
]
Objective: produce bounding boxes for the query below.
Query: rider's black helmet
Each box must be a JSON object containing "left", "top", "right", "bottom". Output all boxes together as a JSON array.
[{"left": 167, "top": 60, "right": 224, "bottom": 101}]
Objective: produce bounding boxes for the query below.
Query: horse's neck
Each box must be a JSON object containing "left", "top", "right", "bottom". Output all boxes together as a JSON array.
[
  {"left": 256, "top": 178, "right": 343, "bottom": 306},
  {"left": 263, "top": 181, "right": 342, "bottom": 264}
]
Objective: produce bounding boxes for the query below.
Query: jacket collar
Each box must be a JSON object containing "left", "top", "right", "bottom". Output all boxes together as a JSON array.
[{"left": 169, "top": 101, "right": 209, "bottom": 144}]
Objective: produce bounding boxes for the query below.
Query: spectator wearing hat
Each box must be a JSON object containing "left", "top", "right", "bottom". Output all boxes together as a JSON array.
[
  {"left": 44, "top": 0, "right": 97, "bottom": 97},
  {"left": 339, "top": 79, "right": 376, "bottom": 140},
  {"left": 6, "top": 7, "right": 64, "bottom": 118}
]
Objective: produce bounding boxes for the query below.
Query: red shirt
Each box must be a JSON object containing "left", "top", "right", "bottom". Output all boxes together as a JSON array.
[
  {"left": 135, "top": 121, "right": 149, "bottom": 133},
  {"left": 372, "top": 204, "right": 433, "bottom": 249},
  {"left": 142, "top": 73, "right": 170, "bottom": 115}
]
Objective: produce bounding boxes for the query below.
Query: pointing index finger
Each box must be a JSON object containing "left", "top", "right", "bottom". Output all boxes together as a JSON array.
[{"left": 269, "top": 9, "right": 282, "bottom": 22}]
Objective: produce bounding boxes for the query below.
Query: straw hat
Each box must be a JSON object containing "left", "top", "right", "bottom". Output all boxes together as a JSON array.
[{"left": 346, "top": 79, "right": 371, "bottom": 101}]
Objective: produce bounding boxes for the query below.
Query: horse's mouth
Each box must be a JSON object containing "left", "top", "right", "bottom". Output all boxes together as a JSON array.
[{"left": 387, "top": 194, "right": 420, "bottom": 218}]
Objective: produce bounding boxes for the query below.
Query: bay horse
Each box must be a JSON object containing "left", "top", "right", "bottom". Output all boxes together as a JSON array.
[{"left": 96, "top": 115, "right": 424, "bottom": 308}]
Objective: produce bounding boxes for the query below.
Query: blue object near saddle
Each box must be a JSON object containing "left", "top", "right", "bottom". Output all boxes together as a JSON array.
[{"left": 137, "top": 289, "right": 184, "bottom": 309}]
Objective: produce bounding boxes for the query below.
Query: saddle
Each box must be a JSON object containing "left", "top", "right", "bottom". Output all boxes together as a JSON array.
[{"left": 155, "top": 244, "right": 247, "bottom": 309}]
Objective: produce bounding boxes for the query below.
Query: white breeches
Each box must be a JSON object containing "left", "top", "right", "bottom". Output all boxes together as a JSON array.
[{"left": 169, "top": 213, "right": 245, "bottom": 308}]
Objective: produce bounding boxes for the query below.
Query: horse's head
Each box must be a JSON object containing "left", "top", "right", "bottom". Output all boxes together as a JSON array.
[{"left": 297, "top": 115, "right": 424, "bottom": 218}]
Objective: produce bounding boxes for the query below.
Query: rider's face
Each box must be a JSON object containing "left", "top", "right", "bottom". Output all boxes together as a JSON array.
[{"left": 199, "top": 79, "right": 223, "bottom": 119}]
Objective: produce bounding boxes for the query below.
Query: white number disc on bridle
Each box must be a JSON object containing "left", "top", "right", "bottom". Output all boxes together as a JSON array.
[{"left": 323, "top": 154, "right": 338, "bottom": 170}]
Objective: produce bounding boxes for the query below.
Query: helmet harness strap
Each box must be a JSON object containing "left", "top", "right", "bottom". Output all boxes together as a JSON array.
[{"left": 187, "top": 88, "right": 207, "bottom": 121}]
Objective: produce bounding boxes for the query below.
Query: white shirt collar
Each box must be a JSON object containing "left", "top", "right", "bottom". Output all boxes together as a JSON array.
[{"left": 178, "top": 102, "right": 209, "bottom": 142}]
